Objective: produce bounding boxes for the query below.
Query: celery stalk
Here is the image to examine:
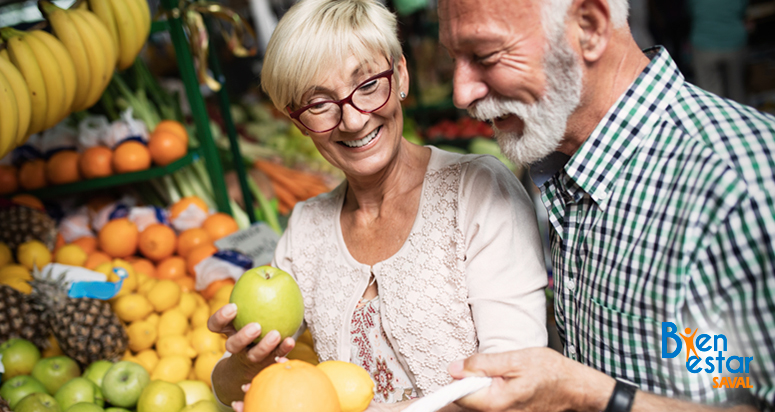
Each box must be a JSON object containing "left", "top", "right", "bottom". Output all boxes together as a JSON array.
[{"left": 248, "top": 177, "right": 281, "bottom": 234}]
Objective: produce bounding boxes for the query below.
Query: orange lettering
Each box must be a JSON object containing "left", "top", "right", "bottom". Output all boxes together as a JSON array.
[
  {"left": 713, "top": 377, "right": 720, "bottom": 388},
  {"left": 721, "top": 377, "right": 731, "bottom": 388}
]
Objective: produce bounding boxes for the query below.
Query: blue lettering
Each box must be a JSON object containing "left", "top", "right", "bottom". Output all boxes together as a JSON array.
[
  {"left": 726, "top": 356, "right": 744, "bottom": 373},
  {"left": 704, "top": 356, "right": 716, "bottom": 373},
  {"left": 745, "top": 357, "right": 753, "bottom": 373},
  {"left": 715, "top": 351, "right": 726, "bottom": 374},
  {"left": 697, "top": 334, "right": 712, "bottom": 352},
  {"left": 687, "top": 356, "right": 703, "bottom": 373},
  {"left": 714, "top": 334, "right": 728, "bottom": 351},
  {"left": 662, "top": 322, "right": 682, "bottom": 358}
]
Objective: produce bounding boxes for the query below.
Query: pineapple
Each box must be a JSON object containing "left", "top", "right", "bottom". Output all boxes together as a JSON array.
[
  {"left": 0, "top": 284, "right": 49, "bottom": 350},
  {"left": 29, "top": 268, "right": 128, "bottom": 368},
  {"left": 0, "top": 204, "right": 57, "bottom": 252},
  {"left": 0, "top": 396, "right": 10, "bottom": 412}
]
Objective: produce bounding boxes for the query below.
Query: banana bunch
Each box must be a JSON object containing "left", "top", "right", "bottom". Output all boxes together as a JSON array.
[
  {"left": 87, "top": 0, "right": 151, "bottom": 70},
  {"left": 0, "top": 47, "right": 32, "bottom": 159},
  {"left": 39, "top": 1, "right": 117, "bottom": 112}
]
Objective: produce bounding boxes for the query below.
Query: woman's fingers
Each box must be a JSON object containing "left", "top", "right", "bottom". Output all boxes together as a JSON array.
[{"left": 208, "top": 303, "right": 238, "bottom": 335}]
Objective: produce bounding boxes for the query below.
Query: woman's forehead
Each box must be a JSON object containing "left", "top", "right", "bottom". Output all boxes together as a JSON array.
[{"left": 305, "top": 53, "right": 388, "bottom": 92}]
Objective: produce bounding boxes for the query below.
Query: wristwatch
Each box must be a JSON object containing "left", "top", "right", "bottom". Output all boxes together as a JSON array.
[{"left": 603, "top": 378, "right": 638, "bottom": 412}]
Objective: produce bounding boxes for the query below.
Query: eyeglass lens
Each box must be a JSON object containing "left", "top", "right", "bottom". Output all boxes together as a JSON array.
[{"left": 298, "top": 75, "right": 392, "bottom": 132}]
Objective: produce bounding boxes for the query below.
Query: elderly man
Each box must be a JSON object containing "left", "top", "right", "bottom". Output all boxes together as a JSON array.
[{"left": 439, "top": 0, "right": 775, "bottom": 411}]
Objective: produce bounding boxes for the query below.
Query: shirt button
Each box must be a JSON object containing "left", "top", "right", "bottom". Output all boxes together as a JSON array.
[
  {"left": 566, "top": 278, "right": 576, "bottom": 291},
  {"left": 568, "top": 344, "right": 576, "bottom": 358}
]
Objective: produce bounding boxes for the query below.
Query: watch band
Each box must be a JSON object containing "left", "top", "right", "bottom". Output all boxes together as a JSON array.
[{"left": 604, "top": 379, "right": 638, "bottom": 412}]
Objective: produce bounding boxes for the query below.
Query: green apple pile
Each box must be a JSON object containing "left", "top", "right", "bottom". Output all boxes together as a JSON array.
[{"left": 0, "top": 338, "right": 219, "bottom": 412}]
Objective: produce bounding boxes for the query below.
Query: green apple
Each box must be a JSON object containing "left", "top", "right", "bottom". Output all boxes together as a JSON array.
[
  {"left": 82, "top": 361, "right": 113, "bottom": 388},
  {"left": 176, "top": 380, "right": 215, "bottom": 406},
  {"left": 64, "top": 402, "right": 103, "bottom": 412},
  {"left": 104, "top": 408, "right": 131, "bottom": 412},
  {"left": 137, "top": 380, "right": 186, "bottom": 412},
  {"left": 101, "top": 361, "right": 149, "bottom": 408},
  {"left": 180, "top": 400, "right": 219, "bottom": 412},
  {"left": 229, "top": 265, "right": 304, "bottom": 342},
  {"left": 0, "top": 338, "right": 41, "bottom": 381},
  {"left": 55, "top": 377, "right": 104, "bottom": 410},
  {"left": 0, "top": 375, "right": 48, "bottom": 408},
  {"left": 13, "top": 392, "right": 61, "bottom": 412},
  {"left": 31, "top": 356, "right": 81, "bottom": 395}
]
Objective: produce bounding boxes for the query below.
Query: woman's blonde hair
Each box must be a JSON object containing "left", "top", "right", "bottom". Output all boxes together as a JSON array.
[{"left": 261, "top": 0, "right": 402, "bottom": 112}]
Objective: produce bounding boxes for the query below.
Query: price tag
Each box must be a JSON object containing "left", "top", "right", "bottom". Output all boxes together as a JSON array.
[{"left": 214, "top": 222, "right": 280, "bottom": 266}]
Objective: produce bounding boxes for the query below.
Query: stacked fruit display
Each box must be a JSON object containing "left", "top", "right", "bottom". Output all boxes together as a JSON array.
[
  {"left": 0, "top": 0, "right": 151, "bottom": 160},
  {"left": 0, "top": 337, "right": 222, "bottom": 412}
]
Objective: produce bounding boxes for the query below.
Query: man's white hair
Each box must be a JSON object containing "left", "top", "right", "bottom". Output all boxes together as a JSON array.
[{"left": 543, "top": 0, "right": 629, "bottom": 31}]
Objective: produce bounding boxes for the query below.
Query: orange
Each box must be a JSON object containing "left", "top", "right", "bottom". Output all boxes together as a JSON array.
[
  {"left": 84, "top": 251, "right": 112, "bottom": 270},
  {"left": 98, "top": 218, "right": 139, "bottom": 258},
  {"left": 138, "top": 223, "right": 177, "bottom": 262},
  {"left": 186, "top": 244, "right": 217, "bottom": 276},
  {"left": 156, "top": 256, "right": 187, "bottom": 280},
  {"left": 127, "top": 257, "right": 156, "bottom": 278},
  {"left": 10, "top": 194, "right": 44, "bottom": 211},
  {"left": 46, "top": 150, "right": 81, "bottom": 185},
  {"left": 0, "top": 165, "right": 18, "bottom": 195},
  {"left": 148, "top": 131, "right": 187, "bottom": 166},
  {"left": 200, "top": 278, "right": 234, "bottom": 300},
  {"left": 70, "top": 236, "right": 97, "bottom": 254},
  {"left": 113, "top": 141, "right": 151, "bottom": 173},
  {"left": 174, "top": 275, "right": 196, "bottom": 292},
  {"left": 169, "top": 196, "right": 208, "bottom": 220},
  {"left": 202, "top": 213, "right": 239, "bottom": 241},
  {"left": 243, "top": 360, "right": 340, "bottom": 412},
  {"left": 153, "top": 120, "right": 189, "bottom": 145},
  {"left": 79, "top": 146, "right": 113, "bottom": 179},
  {"left": 176, "top": 228, "right": 211, "bottom": 258},
  {"left": 18, "top": 159, "right": 47, "bottom": 190}
]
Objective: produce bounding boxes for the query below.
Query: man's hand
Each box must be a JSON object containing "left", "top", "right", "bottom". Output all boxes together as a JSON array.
[{"left": 449, "top": 347, "right": 614, "bottom": 412}]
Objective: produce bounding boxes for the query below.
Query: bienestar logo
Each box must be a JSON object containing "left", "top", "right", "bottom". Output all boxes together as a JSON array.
[{"left": 661, "top": 322, "right": 753, "bottom": 389}]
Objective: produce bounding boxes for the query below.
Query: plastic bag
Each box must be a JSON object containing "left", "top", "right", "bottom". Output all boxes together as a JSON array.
[
  {"left": 59, "top": 206, "right": 93, "bottom": 242},
  {"left": 105, "top": 108, "right": 149, "bottom": 149},
  {"left": 170, "top": 204, "right": 210, "bottom": 232},
  {"left": 194, "top": 250, "right": 253, "bottom": 291},
  {"left": 90, "top": 195, "right": 138, "bottom": 232},
  {"left": 128, "top": 206, "right": 169, "bottom": 232},
  {"left": 77, "top": 115, "right": 112, "bottom": 150},
  {"left": 40, "top": 123, "right": 79, "bottom": 156}
]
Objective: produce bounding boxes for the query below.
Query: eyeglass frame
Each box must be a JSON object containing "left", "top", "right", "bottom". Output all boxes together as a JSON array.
[{"left": 287, "top": 58, "right": 395, "bottom": 133}]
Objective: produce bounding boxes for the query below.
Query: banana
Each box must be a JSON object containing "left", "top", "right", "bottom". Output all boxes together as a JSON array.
[
  {"left": 87, "top": 0, "right": 120, "bottom": 65},
  {"left": 22, "top": 33, "right": 66, "bottom": 130},
  {"left": 28, "top": 31, "right": 75, "bottom": 125},
  {"left": 2, "top": 34, "right": 48, "bottom": 136},
  {"left": 75, "top": 9, "right": 116, "bottom": 92},
  {"left": 0, "top": 70, "right": 19, "bottom": 158},
  {"left": 68, "top": 9, "right": 108, "bottom": 109},
  {"left": 0, "top": 54, "right": 32, "bottom": 145},
  {"left": 0, "top": 48, "right": 9, "bottom": 61},
  {"left": 129, "top": 0, "right": 151, "bottom": 46},
  {"left": 40, "top": 1, "right": 91, "bottom": 112},
  {"left": 124, "top": 0, "right": 147, "bottom": 62},
  {"left": 108, "top": 0, "right": 139, "bottom": 70}
]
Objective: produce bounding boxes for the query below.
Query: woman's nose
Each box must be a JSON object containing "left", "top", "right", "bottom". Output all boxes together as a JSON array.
[{"left": 338, "top": 102, "right": 369, "bottom": 132}]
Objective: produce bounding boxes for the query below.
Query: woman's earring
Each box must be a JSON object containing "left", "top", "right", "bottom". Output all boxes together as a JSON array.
[{"left": 399, "top": 92, "right": 406, "bottom": 100}]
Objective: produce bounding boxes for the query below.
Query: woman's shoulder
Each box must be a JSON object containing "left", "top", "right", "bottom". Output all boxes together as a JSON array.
[
  {"left": 427, "top": 145, "right": 519, "bottom": 183},
  {"left": 285, "top": 182, "right": 345, "bottom": 227}
]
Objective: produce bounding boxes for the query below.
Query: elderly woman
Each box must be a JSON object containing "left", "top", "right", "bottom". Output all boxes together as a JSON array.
[{"left": 209, "top": 0, "right": 547, "bottom": 410}]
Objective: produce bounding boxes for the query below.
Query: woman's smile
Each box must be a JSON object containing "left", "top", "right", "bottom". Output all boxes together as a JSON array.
[{"left": 339, "top": 125, "right": 382, "bottom": 150}]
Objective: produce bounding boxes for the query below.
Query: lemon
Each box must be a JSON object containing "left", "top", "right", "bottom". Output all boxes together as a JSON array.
[
  {"left": 0, "top": 243, "right": 12, "bottom": 267},
  {"left": 156, "top": 335, "right": 197, "bottom": 359},
  {"left": 191, "top": 292, "right": 207, "bottom": 308},
  {"left": 0, "top": 277, "right": 32, "bottom": 294},
  {"left": 137, "top": 277, "right": 158, "bottom": 296},
  {"left": 212, "top": 284, "right": 234, "bottom": 302},
  {"left": 208, "top": 299, "right": 229, "bottom": 318},
  {"left": 194, "top": 351, "right": 223, "bottom": 386},
  {"left": 147, "top": 279, "right": 182, "bottom": 312},
  {"left": 145, "top": 312, "right": 160, "bottom": 327},
  {"left": 136, "top": 272, "right": 149, "bottom": 287},
  {"left": 189, "top": 326, "right": 226, "bottom": 355},
  {"left": 176, "top": 292, "right": 197, "bottom": 319},
  {"left": 0, "top": 264, "right": 32, "bottom": 282},
  {"left": 54, "top": 244, "right": 88, "bottom": 266},
  {"left": 127, "top": 320, "right": 158, "bottom": 352},
  {"left": 157, "top": 309, "right": 189, "bottom": 338},
  {"left": 17, "top": 240, "right": 52, "bottom": 270},
  {"left": 113, "top": 294, "right": 154, "bottom": 322},
  {"left": 151, "top": 355, "right": 191, "bottom": 383},
  {"left": 287, "top": 342, "right": 320, "bottom": 365},
  {"left": 108, "top": 259, "right": 138, "bottom": 298},
  {"left": 42, "top": 334, "right": 63, "bottom": 358},
  {"left": 122, "top": 350, "right": 136, "bottom": 362},
  {"left": 317, "top": 360, "right": 374, "bottom": 412},
  {"left": 134, "top": 349, "right": 160, "bottom": 374},
  {"left": 190, "top": 305, "right": 209, "bottom": 329},
  {"left": 93, "top": 262, "right": 112, "bottom": 278}
]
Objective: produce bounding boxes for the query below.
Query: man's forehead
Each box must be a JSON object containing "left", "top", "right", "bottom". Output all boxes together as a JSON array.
[{"left": 439, "top": 0, "right": 540, "bottom": 46}]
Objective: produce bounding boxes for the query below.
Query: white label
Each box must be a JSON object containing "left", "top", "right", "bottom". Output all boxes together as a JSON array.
[{"left": 214, "top": 222, "right": 280, "bottom": 266}]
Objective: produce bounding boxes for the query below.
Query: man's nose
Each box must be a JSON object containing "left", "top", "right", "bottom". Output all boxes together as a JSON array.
[{"left": 452, "top": 60, "right": 488, "bottom": 110}]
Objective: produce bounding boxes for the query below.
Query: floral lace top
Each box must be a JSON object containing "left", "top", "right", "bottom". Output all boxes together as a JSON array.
[{"left": 350, "top": 295, "right": 417, "bottom": 403}]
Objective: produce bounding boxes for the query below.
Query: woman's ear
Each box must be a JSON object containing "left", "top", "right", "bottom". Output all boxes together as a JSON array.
[
  {"left": 396, "top": 54, "right": 410, "bottom": 98},
  {"left": 570, "top": 0, "right": 612, "bottom": 62}
]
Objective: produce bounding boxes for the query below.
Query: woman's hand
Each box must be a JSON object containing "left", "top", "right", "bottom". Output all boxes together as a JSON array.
[{"left": 208, "top": 303, "right": 296, "bottom": 405}]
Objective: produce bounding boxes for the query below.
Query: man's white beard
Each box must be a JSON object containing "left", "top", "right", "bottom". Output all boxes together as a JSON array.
[{"left": 468, "top": 31, "right": 583, "bottom": 167}]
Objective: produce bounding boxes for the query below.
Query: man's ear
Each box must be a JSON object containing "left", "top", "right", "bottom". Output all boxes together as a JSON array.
[{"left": 570, "top": 0, "right": 612, "bottom": 62}]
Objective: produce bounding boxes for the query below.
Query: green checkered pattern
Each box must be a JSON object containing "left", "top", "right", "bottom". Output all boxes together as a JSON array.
[{"left": 540, "top": 47, "right": 775, "bottom": 409}]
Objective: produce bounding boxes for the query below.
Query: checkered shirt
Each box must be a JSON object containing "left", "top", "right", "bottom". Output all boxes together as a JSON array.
[{"left": 538, "top": 47, "right": 775, "bottom": 409}]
